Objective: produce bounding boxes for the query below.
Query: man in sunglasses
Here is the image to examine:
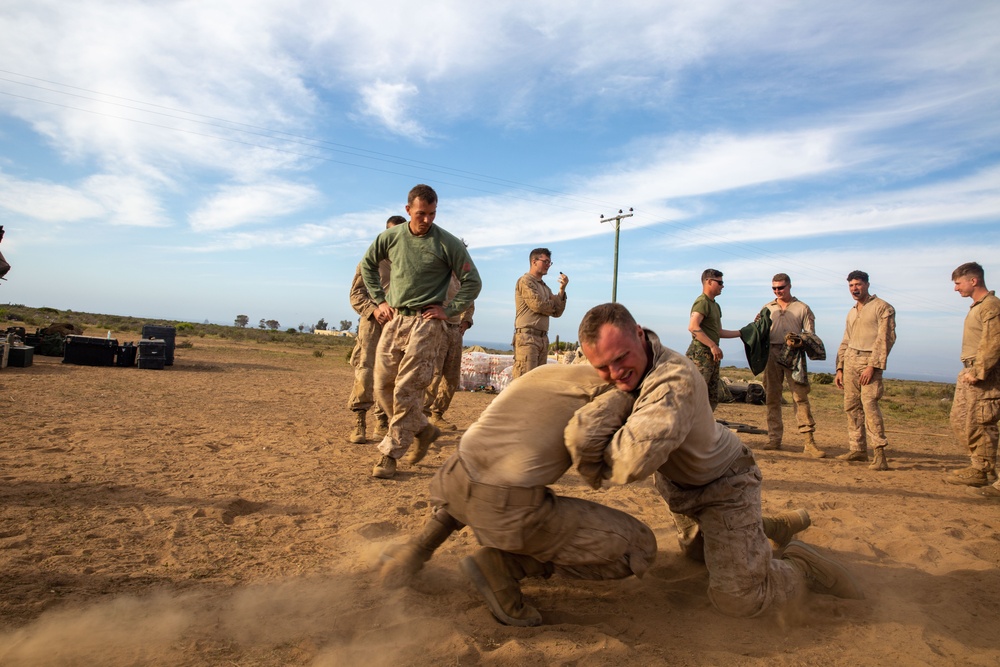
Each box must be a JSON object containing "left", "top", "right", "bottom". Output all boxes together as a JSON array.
[
  {"left": 762, "top": 274, "right": 825, "bottom": 457},
  {"left": 512, "top": 248, "right": 568, "bottom": 379},
  {"left": 687, "top": 268, "right": 741, "bottom": 410}
]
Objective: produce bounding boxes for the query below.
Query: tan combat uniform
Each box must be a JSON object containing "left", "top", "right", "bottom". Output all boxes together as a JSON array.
[
  {"left": 763, "top": 298, "right": 817, "bottom": 446},
  {"left": 951, "top": 290, "right": 1000, "bottom": 482},
  {"left": 347, "top": 260, "right": 391, "bottom": 419},
  {"left": 429, "top": 364, "right": 656, "bottom": 580},
  {"left": 566, "top": 330, "right": 805, "bottom": 618},
  {"left": 425, "top": 275, "right": 475, "bottom": 418},
  {"left": 835, "top": 296, "right": 896, "bottom": 454},
  {"left": 512, "top": 273, "right": 566, "bottom": 379}
]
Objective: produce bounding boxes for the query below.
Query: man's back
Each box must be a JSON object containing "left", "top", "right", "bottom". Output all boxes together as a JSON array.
[{"left": 460, "top": 364, "right": 627, "bottom": 488}]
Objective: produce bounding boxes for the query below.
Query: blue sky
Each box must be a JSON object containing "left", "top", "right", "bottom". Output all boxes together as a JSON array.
[{"left": 1, "top": 1, "right": 998, "bottom": 381}]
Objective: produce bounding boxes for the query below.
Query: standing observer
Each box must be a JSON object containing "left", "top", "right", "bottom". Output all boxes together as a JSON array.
[
  {"left": 834, "top": 270, "right": 896, "bottom": 470},
  {"left": 512, "top": 248, "right": 567, "bottom": 379},
  {"left": 687, "top": 269, "right": 741, "bottom": 411},
  {"left": 346, "top": 215, "right": 405, "bottom": 444},
  {"left": 360, "top": 184, "right": 481, "bottom": 480},
  {"left": 944, "top": 262, "right": 1000, "bottom": 498},
  {"left": 761, "top": 273, "right": 825, "bottom": 458}
]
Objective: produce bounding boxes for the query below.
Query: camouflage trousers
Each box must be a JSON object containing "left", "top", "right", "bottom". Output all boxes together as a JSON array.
[
  {"left": 430, "top": 453, "right": 657, "bottom": 580},
  {"left": 375, "top": 314, "right": 447, "bottom": 459},
  {"left": 654, "top": 445, "right": 804, "bottom": 618},
  {"left": 950, "top": 368, "right": 1000, "bottom": 473},
  {"left": 512, "top": 330, "right": 548, "bottom": 379},
  {"left": 347, "top": 315, "right": 385, "bottom": 421},
  {"left": 764, "top": 345, "right": 815, "bottom": 445},
  {"left": 425, "top": 323, "right": 463, "bottom": 416},
  {"left": 842, "top": 349, "right": 887, "bottom": 452},
  {"left": 686, "top": 340, "right": 721, "bottom": 411}
]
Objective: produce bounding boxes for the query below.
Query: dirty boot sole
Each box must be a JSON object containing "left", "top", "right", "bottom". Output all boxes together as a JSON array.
[{"left": 460, "top": 556, "right": 542, "bottom": 627}]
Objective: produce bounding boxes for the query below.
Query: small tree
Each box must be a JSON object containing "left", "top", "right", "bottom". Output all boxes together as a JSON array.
[
  {"left": 266, "top": 319, "right": 280, "bottom": 330},
  {"left": 234, "top": 314, "right": 249, "bottom": 328},
  {"left": 339, "top": 319, "right": 352, "bottom": 331},
  {"left": 315, "top": 318, "right": 328, "bottom": 331},
  {"left": 258, "top": 318, "right": 266, "bottom": 329},
  {"left": 298, "top": 323, "right": 305, "bottom": 332}
]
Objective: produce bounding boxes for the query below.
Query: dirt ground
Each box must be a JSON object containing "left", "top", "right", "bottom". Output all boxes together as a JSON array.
[{"left": 1, "top": 333, "right": 998, "bottom": 666}]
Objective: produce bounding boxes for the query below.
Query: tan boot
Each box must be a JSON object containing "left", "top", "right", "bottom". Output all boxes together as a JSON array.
[
  {"left": 803, "top": 433, "right": 826, "bottom": 459},
  {"left": 836, "top": 450, "right": 868, "bottom": 462},
  {"left": 349, "top": 411, "right": 367, "bottom": 444},
  {"left": 460, "top": 548, "right": 549, "bottom": 627},
  {"left": 373, "top": 413, "right": 389, "bottom": 438},
  {"left": 781, "top": 540, "right": 864, "bottom": 599},
  {"left": 869, "top": 446, "right": 888, "bottom": 471},
  {"left": 429, "top": 412, "right": 457, "bottom": 431},
  {"left": 405, "top": 423, "right": 441, "bottom": 465},
  {"left": 943, "top": 466, "right": 988, "bottom": 487},
  {"left": 763, "top": 509, "right": 811, "bottom": 549},
  {"left": 379, "top": 509, "right": 461, "bottom": 588},
  {"left": 372, "top": 454, "right": 397, "bottom": 479}
]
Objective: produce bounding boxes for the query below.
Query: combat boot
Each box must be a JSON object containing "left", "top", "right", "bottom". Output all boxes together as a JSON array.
[
  {"left": 943, "top": 466, "right": 988, "bottom": 487},
  {"left": 405, "top": 423, "right": 441, "bottom": 465},
  {"left": 429, "top": 412, "right": 457, "bottom": 431},
  {"left": 763, "top": 441, "right": 782, "bottom": 451},
  {"left": 762, "top": 509, "right": 811, "bottom": 549},
  {"left": 781, "top": 540, "right": 864, "bottom": 599},
  {"left": 460, "top": 548, "right": 551, "bottom": 627},
  {"left": 869, "top": 446, "right": 888, "bottom": 471},
  {"left": 350, "top": 411, "right": 367, "bottom": 444},
  {"left": 379, "top": 509, "right": 462, "bottom": 588},
  {"left": 372, "top": 454, "right": 397, "bottom": 479},
  {"left": 373, "top": 413, "right": 389, "bottom": 438},
  {"left": 803, "top": 433, "right": 826, "bottom": 459},
  {"left": 836, "top": 449, "right": 868, "bottom": 462}
]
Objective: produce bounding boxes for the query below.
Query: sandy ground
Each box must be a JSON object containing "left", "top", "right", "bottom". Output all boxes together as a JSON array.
[{"left": 0, "top": 334, "right": 998, "bottom": 667}]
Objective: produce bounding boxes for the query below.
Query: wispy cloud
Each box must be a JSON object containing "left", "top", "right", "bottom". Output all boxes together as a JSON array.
[{"left": 188, "top": 182, "right": 320, "bottom": 232}]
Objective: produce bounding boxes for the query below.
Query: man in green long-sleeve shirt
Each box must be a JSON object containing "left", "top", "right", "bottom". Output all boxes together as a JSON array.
[{"left": 360, "top": 184, "right": 482, "bottom": 479}]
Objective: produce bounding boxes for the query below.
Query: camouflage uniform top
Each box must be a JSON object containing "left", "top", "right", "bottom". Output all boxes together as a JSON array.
[
  {"left": 835, "top": 295, "right": 896, "bottom": 371},
  {"left": 443, "top": 274, "right": 475, "bottom": 328},
  {"left": 360, "top": 222, "right": 481, "bottom": 319},
  {"left": 764, "top": 297, "right": 815, "bottom": 344},
  {"left": 566, "top": 330, "right": 744, "bottom": 488},
  {"left": 459, "top": 364, "right": 633, "bottom": 487},
  {"left": 349, "top": 260, "right": 391, "bottom": 320},
  {"left": 690, "top": 294, "right": 722, "bottom": 344},
  {"left": 514, "top": 273, "right": 566, "bottom": 333},
  {"left": 961, "top": 290, "right": 1000, "bottom": 385}
]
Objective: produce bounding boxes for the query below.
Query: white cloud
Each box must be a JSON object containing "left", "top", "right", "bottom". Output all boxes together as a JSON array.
[
  {"left": 189, "top": 182, "right": 320, "bottom": 232},
  {"left": 678, "top": 165, "right": 1000, "bottom": 247},
  {"left": 354, "top": 80, "right": 427, "bottom": 140},
  {"left": 0, "top": 172, "right": 104, "bottom": 222}
]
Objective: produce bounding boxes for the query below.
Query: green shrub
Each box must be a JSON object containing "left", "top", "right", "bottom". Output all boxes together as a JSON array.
[
  {"left": 813, "top": 373, "right": 834, "bottom": 385},
  {"left": 313, "top": 349, "right": 324, "bottom": 358}
]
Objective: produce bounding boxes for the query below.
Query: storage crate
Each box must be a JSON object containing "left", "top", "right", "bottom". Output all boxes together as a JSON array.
[
  {"left": 116, "top": 342, "right": 138, "bottom": 367},
  {"left": 63, "top": 336, "right": 118, "bottom": 366},
  {"left": 138, "top": 339, "right": 166, "bottom": 370},
  {"left": 8, "top": 345, "right": 33, "bottom": 367},
  {"left": 141, "top": 325, "right": 176, "bottom": 365}
]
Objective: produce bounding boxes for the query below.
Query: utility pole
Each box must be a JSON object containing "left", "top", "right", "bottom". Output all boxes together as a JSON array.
[{"left": 600, "top": 208, "right": 633, "bottom": 302}]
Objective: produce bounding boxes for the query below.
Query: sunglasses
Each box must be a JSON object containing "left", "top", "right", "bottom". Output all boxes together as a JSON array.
[
  {"left": 710, "top": 279, "right": 724, "bottom": 286},
  {"left": 772, "top": 284, "right": 789, "bottom": 291},
  {"left": 536, "top": 258, "right": 552, "bottom": 265}
]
